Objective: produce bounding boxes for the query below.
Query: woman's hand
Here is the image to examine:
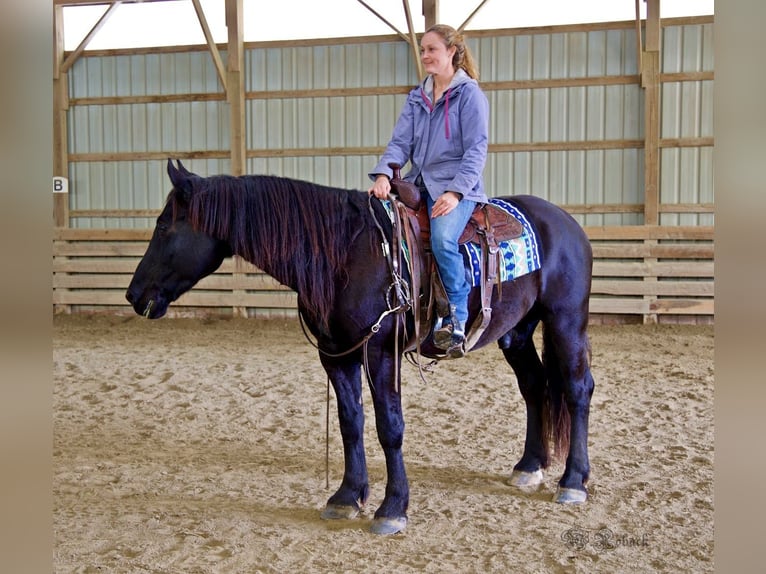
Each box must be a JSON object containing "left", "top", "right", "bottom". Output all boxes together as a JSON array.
[
  {"left": 431, "top": 191, "right": 461, "bottom": 218},
  {"left": 368, "top": 175, "right": 391, "bottom": 199}
]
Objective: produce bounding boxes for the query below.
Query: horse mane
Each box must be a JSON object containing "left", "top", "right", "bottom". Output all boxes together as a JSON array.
[{"left": 170, "top": 173, "right": 371, "bottom": 330}]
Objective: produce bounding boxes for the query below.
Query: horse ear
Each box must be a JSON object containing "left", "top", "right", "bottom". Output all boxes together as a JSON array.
[
  {"left": 167, "top": 158, "right": 193, "bottom": 200},
  {"left": 177, "top": 159, "right": 193, "bottom": 176}
]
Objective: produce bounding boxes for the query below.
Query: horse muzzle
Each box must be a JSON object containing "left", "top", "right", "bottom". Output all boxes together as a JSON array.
[{"left": 125, "top": 288, "right": 167, "bottom": 319}]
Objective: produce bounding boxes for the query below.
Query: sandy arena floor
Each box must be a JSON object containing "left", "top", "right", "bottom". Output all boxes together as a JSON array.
[{"left": 53, "top": 315, "right": 713, "bottom": 573}]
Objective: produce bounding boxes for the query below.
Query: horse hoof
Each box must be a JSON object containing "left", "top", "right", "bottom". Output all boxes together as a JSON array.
[
  {"left": 554, "top": 487, "right": 587, "bottom": 504},
  {"left": 370, "top": 516, "right": 407, "bottom": 535},
  {"left": 508, "top": 469, "right": 544, "bottom": 489},
  {"left": 320, "top": 504, "right": 359, "bottom": 520}
]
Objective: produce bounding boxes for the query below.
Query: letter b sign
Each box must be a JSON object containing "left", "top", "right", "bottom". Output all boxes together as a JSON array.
[{"left": 53, "top": 177, "right": 68, "bottom": 194}]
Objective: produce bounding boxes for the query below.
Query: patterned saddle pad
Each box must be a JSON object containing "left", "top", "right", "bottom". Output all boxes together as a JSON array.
[{"left": 460, "top": 198, "right": 542, "bottom": 286}]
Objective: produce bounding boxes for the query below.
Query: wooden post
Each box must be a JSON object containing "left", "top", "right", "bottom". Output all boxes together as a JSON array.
[
  {"left": 423, "top": 0, "right": 439, "bottom": 30},
  {"left": 226, "top": 0, "right": 245, "bottom": 178},
  {"left": 642, "top": 0, "right": 661, "bottom": 226},
  {"left": 226, "top": 0, "right": 247, "bottom": 317},
  {"left": 53, "top": 5, "right": 69, "bottom": 228},
  {"left": 641, "top": 0, "right": 661, "bottom": 324},
  {"left": 403, "top": 0, "right": 423, "bottom": 80}
]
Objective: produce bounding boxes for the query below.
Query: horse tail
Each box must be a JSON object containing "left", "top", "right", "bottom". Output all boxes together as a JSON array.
[{"left": 540, "top": 328, "right": 574, "bottom": 464}]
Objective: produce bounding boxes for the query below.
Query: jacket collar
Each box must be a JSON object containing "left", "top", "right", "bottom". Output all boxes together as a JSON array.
[
  {"left": 421, "top": 68, "right": 471, "bottom": 104},
  {"left": 418, "top": 69, "right": 473, "bottom": 140}
]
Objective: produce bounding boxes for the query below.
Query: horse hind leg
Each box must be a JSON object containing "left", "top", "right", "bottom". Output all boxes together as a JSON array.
[
  {"left": 541, "top": 317, "right": 595, "bottom": 504},
  {"left": 500, "top": 315, "right": 548, "bottom": 490}
]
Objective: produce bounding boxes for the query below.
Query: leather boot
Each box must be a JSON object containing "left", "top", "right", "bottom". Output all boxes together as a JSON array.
[{"left": 433, "top": 305, "right": 466, "bottom": 353}]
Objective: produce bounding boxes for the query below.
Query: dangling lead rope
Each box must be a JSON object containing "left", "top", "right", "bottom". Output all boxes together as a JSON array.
[{"left": 325, "top": 375, "right": 330, "bottom": 489}]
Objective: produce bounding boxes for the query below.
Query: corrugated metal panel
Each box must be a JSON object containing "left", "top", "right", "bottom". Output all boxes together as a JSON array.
[
  {"left": 660, "top": 23, "right": 714, "bottom": 226},
  {"left": 65, "top": 23, "right": 712, "bottom": 229},
  {"left": 67, "top": 50, "right": 227, "bottom": 228},
  {"left": 245, "top": 40, "right": 414, "bottom": 188},
  {"left": 477, "top": 27, "right": 643, "bottom": 225}
]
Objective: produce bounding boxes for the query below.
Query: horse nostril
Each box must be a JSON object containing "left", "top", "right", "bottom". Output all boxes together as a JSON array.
[{"left": 126, "top": 290, "right": 135, "bottom": 304}]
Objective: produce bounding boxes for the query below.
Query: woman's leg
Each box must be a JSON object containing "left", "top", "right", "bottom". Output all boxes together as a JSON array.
[{"left": 427, "top": 194, "right": 476, "bottom": 348}]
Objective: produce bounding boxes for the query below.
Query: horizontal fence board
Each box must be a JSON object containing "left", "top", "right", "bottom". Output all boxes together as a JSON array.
[
  {"left": 592, "top": 261, "right": 714, "bottom": 278},
  {"left": 649, "top": 299, "right": 714, "bottom": 314},
  {"left": 53, "top": 224, "right": 714, "bottom": 320},
  {"left": 53, "top": 273, "right": 287, "bottom": 291},
  {"left": 53, "top": 256, "right": 264, "bottom": 275},
  {"left": 54, "top": 290, "right": 297, "bottom": 308},
  {"left": 588, "top": 298, "right": 650, "bottom": 315},
  {"left": 53, "top": 240, "right": 150, "bottom": 256},
  {"left": 591, "top": 242, "right": 714, "bottom": 259},
  {"left": 583, "top": 226, "right": 714, "bottom": 240},
  {"left": 53, "top": 225, "right": 715, "bottom": 242},
  {"left": 591, "top": 279, "right": 713, "bottom": 297}
]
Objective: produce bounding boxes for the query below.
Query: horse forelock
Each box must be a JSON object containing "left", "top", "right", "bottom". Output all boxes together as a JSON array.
[{"left": 170, "top": 174, "right": 365, "bottom": 329}]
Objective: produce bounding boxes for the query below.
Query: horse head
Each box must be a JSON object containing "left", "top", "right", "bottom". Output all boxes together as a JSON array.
[{"left": 126, "top": 159, "right": 232, "bottom": 319}]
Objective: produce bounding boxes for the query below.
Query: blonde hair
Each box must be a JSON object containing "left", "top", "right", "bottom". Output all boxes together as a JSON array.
[{"left": 425, "top": 24, "right": 479, "bottom": 80}]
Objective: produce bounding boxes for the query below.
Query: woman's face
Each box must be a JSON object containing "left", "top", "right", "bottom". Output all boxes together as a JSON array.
[{"left": 420, "top": 31, "right": 456, "bottom": 78}]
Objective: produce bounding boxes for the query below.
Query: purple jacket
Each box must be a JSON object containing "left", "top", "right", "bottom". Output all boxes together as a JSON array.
[{"left": 370, "top": 69, "right": 489, "bottom": 204}]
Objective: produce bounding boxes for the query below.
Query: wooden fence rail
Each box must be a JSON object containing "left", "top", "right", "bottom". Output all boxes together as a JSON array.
[{"left": 53, "top": 225, "right": 713, "bottom": 323}]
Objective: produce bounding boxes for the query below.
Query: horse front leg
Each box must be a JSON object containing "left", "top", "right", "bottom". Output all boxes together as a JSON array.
[
  {"left": 320, "top": 358, "right": 370, "bottom": 520},
  {"left": 367, "top": 351, "right": 409, "bottom": 535}
]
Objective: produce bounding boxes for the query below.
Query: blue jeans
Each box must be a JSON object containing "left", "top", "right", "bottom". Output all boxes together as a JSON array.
[{"left": 426, "top": 193, "right": 476, "bottom": 325}]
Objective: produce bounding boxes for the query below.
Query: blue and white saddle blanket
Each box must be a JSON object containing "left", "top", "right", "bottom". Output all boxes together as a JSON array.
[
  {"left": 460, "top": 198, "right": 542, "bottom": 286},
  {"left": 381, "top": 197, "right": 542, "bottom": 285}
]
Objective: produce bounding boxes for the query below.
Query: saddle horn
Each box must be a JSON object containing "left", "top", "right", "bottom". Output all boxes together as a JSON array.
[{"left": 387, "top": 163, "right": 421, "bottom": 211}]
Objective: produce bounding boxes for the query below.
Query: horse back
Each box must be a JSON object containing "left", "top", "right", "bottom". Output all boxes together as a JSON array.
[{"left": 502, "top": 194, "right": 593, "bottom": 307}]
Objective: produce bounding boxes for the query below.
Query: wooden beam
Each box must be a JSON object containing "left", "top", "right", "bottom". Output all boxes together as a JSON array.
[
  {"left": 458, "top": 0, "right": 491, "bottom": 33},
  {"left": 53, "top": 5, "right": 70, "bottom": 227},
  {"left": 645, "top": 0, "right": 661, "bottom": 51},
  {"left": 61, "top": 1, "right": 122, "bottom": 73},
  {"left": 226, "top": 0, "right": 246, "bottom": 177},
  {"left": 54, "top": 225, "right": 715, "bottom": 243},
  {"left": 356, "top": 0, "right": 410, "bottom": 43},
  {"left": 641, "top": 0, "right": 661, "bottom": 226},
  {"left": 423, "top": 0, "right": 438, "bottom": 30},
  {"left": 635, "top": 0, "right": 643, "bottom": 77},
  {"left": 191, "top": 0, "right": 227, "bottom": 91},
  {"left": 583, "top": 225, "right": 714, "bottom": 241},
  {"left": 54, "top": 0, "right": 165, "bottom": 5},
  {"left": 403, "top": 0, "right": 423, "bottom": 80}
]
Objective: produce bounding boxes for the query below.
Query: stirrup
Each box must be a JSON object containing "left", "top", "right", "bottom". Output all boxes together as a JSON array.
[
  {"left": 433, "top": 314, "right": 466, "bottom": 354},
  {"left": 433, "top": 319, "right": 454, "bottom": 350},
  {"left": 446, "top": 339, "right": 466, "bottom": 359}
]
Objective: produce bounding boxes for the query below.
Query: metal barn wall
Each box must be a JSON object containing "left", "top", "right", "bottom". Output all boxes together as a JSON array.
[
  {"left": 660, "top": 23, "right": 714, "bottom": 226},
  {"left": 63, "top": 19, "right": 713, "bottom": 230},
  {"left": 244, "top": 41, "right": 417, "bottom": 190},
  {"left": 476, "top": 29, "right": 645, "bottom": 227},
  {"left": 67, "top": 50, "right": 232, "bottom": 228},
  {"left": 56, "top": 17, "right": 714, "bottom": 322}
]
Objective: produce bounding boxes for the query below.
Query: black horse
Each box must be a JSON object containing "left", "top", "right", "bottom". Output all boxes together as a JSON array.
[{"left": 126, "top": 160, "right": 595, "bottom": 535}]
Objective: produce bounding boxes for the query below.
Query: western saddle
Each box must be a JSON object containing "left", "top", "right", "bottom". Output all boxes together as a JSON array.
[{"left": 385, "top": 163, "right": 522, "bottom": 358}]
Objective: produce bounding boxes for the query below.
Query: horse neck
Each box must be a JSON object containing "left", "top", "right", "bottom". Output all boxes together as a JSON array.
[{"left": 222, "top": 176, "right": 356, "bottom": 325}]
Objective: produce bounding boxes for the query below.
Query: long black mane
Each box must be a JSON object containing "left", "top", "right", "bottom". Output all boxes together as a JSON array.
[{"left": 169, "top": 173, "right": 372, "bottom": 328}]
